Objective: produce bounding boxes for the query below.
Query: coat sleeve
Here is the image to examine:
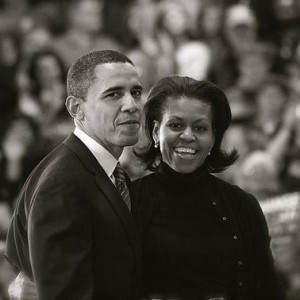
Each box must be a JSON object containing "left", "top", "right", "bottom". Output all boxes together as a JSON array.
[
  {"left": 245, "top": 193, "right": 287, "bottom": 300},
  {"left": 28, "top": 171, "right": 93, "bottom": 300}
]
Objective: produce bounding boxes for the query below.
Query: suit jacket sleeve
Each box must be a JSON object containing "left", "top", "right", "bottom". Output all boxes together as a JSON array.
[{"left": 28, "top": 171, "right": 93, "bottom": 300}]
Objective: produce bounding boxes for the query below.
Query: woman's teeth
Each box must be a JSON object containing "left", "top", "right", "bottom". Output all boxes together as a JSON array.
[{"left": 175, "top": 147, "right": 197, "bottom": 156}]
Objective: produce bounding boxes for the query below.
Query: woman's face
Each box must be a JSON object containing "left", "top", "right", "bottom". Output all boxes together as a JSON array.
[
  {"left": 153, "top": 96, "right": 215, "bottom": 173},
  {"left": 201, "top": 4, "right": 223, "bottom": 37},
  {"left": 161, "top": 1, "right": 189, "bottom": 37},
  {"left": 36, "top": 55, "right": 62, "bottom": 84},
  {"left": 0, "top": 35, "right": 18, "bottom": 67},
  {"left": 257, "top": 83, "right": 285, "bottom": 122}
]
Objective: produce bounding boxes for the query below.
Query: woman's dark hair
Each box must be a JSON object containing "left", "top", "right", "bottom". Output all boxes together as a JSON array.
[{"left": 136, "top": 75, "right": 238, "bottom": 173}]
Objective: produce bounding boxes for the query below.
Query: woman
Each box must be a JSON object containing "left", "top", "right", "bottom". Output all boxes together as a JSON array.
[
  {"left": 8, "top": 77, "right": 286, "bottom": 300},
  {"left": 132, "top": 76, "right": 286, "bottom": 300},
  {"left": 18, "top": 49, "right": 73, "bottom": 151},
  {"left": 0, "top": 114, "right": 46, "bottom": 208}
]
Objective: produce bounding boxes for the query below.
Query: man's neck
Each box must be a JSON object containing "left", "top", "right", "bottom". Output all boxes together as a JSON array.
[{"left": 74, "top": 123, "right": 123, "bottom": 159}]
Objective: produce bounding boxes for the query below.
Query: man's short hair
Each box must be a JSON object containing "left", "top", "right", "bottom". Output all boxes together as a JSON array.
[{"left": 67, "top": 50, "right": 134, "bottom": 99}]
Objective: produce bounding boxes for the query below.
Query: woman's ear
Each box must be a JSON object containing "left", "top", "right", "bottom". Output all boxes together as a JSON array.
[
  {"left": 152, "top": 120, "right": 160, "bottom": 147},
  {"left": 65, "top": 96, "right": 85, "bottom": 120}
]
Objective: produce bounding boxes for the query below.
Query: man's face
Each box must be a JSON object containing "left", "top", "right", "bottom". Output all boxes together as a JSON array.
[{"left": 80, "top": 62, "right": 143, "bottom": 158}]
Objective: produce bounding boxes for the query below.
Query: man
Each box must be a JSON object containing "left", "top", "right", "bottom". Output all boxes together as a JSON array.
[{"left": 5, "top": 50, "right": 143, "bottom": 300}]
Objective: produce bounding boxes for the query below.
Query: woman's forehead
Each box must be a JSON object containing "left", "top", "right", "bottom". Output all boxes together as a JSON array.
[{"left": 162, "top": 96, "right": 213, "bottom": 120}]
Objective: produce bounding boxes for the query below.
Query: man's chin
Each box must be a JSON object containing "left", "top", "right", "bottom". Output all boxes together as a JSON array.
[{"left": 120, "top": 135, "right": 139, "bottom": 147}]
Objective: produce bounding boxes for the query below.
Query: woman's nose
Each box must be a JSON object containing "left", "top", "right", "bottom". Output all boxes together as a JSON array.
[{"left": 180, "top": 127, "right": 195, "bottom": 141}]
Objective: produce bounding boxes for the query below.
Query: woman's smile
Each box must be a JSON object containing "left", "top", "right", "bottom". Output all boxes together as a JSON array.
[{"left": 174, "top": 147, "right": 198, "bottom": 159}]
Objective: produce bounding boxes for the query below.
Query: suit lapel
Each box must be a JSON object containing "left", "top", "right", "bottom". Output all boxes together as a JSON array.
[{"left": 63, "top": 133, "right": 141, "bottom": 257}]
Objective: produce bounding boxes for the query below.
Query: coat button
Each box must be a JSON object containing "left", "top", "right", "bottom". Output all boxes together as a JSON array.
[
  {"left": 233, "top": 235, "right": 238, "bottom": 240},
  {"left": 222, "top": 216, "right": 227, "bottom": 221}
]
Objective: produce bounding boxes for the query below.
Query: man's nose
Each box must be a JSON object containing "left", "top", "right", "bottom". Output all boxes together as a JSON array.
[
  {"left": 180, "top": 127, "right": 195, "bottom": 142},
  {"left": 121, "top": 93, "right": 140, "bottom": 113}
]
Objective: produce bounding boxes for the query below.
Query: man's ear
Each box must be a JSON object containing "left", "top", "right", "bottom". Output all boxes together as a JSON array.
[
  {"left": 152, "top": 120, "right": 160, "bottom": 146},
  {"left": 65, "top": 96, "right": 85, "bottom": 120}
]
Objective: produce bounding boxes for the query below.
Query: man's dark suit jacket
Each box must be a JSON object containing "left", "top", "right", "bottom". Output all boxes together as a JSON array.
[{"left": 5, "top": 133, "right": 142, "bottom": 300}]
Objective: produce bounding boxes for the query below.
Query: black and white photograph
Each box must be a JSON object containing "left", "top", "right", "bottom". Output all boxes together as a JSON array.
[{"left": 0, "top": 0, "right": 299, "bottom": 299}]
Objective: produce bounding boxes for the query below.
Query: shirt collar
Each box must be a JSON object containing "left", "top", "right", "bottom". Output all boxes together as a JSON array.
[{"left": 74, "top": 127, "right": 118, "bottom": 179}]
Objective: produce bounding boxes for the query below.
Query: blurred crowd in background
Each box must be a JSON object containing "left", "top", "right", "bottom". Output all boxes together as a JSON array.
[{"left": 0, "top": 0, "right": 300, "bottom": 299}]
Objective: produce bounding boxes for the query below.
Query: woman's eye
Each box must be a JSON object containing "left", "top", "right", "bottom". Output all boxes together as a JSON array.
[
  {"left": 168, "top": 123, "right": 182, "bottom": 130},
  {"left": 195, "top": 126, "right": 207, "bottom": 132}
]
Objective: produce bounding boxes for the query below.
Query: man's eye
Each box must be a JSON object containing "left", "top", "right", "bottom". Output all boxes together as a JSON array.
[
  {"left": 132, "top": 90, "right": 142, "bottom": 98},
  {"left": 107, "top": 92, "right": 121, "bottom": 98}
]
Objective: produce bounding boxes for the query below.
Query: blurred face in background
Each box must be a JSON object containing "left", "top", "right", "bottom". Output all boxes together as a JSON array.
[
  {"left": 128, "top": 0, "right": 157, "bottom": 38},
  {"left": 228, "top": 25, "right": 256, "bottom": 50},
  {"left": 2, "top": 118, "right": 35, "bottom": 160},
  {"left": 70, "top": 0, "right": 103, "bottom": 33},
  {"left": 22, "top": 27, "right": 53, "bottom": 56},
  {"left": 257, "top": 83, "right": 286, "bottom": 125},
  {"left": 161, "top": 0, "right": 189, "bottom": 37},
  {"left": 273, "top": 0, "right": 299, "bottom": 21},
  {"left": 0, "top": 35, "right": 18, "bottom": 67},
  {"left": 223, "top": 125, "right": 249, "bottom": 159},
  {"left": 153, "top": 96, "right": 215, "bottom": 174},
  {"left": 224, "top": 5, "right": 257, "bottom": 53},
  {"left": 239, "top": 52, "right": 270, "bottom": 90},
  {"left": 35, "top": 54, "right": 63, "bottom": 86},
  {"left": 201, "top": 3, "right": 224, "bottom": 37}
]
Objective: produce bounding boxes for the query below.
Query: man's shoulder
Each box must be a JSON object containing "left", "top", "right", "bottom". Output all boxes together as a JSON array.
[{"left": 22, "top": 140, "right": 85, "bottom": 191}]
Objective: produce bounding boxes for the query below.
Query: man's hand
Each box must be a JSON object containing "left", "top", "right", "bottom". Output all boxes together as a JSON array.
[{"left": 8, "top": 272, "right": 37, "bottom": 300}]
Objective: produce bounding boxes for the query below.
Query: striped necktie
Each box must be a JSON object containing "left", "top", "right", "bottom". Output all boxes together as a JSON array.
[{"left": 113, "top": 162, "right": 131, "bottom": 211}]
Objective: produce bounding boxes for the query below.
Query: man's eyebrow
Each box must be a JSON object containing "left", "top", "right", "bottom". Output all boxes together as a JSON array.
[
  {"left": 102, "top": 85, "right": 143, "bottom": 94},
  {"left": 102, "top": 86, "right": 123, "bottom": 94},
  {"left": 131, "top": 85, "right": 143, "bottom": 90}
]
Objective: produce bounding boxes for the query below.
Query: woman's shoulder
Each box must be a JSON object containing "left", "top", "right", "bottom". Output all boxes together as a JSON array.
[
  {"left": 211, "top": 174, "right": 261, "bottom": 211},
  {"left": 211, "top": 175, "right": 268, "bottom": 230}
]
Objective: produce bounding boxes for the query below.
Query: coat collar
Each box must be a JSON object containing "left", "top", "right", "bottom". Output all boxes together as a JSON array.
[{"left": 63, "top": 133, "right": 141, "bottom": 260}]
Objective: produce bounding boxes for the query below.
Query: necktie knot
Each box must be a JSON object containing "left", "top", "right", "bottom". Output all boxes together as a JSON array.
[
  {"left": 113, "top": 163, "right": 131, "bottom": 211},
  {"left": 114, "top": 162, "right": 126, "bottom": 182}
]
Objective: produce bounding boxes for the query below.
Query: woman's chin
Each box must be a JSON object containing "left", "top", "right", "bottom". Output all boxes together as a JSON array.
[{"left": 171, "top": 163, "right": 200, "bottom": 174}]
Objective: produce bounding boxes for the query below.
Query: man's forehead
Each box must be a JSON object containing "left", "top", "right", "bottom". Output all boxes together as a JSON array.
[{"left": 93, "top": 62, "right": 140, "bottom": 82}]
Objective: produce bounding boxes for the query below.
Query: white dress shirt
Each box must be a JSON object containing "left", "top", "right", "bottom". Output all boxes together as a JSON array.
[{"left": 74, "top": 127, "right": 118, "bottom": 184}]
